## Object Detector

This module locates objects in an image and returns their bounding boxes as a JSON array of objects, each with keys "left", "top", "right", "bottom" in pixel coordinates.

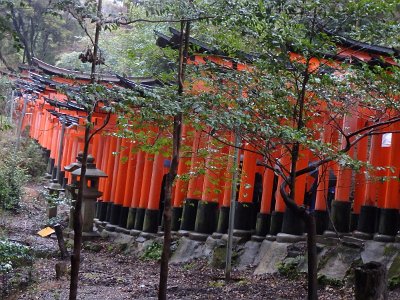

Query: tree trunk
[
  {"left": 305, "top": 212, "right": 318, "bottom": 300},
  {"left": 355, "top": 262, "right": 387, "bottom": 300},
  {"left": 158, "top": 20, "right": 190, "bottom": 300},
  {"left": 69, "top": 1, "right": 103, "bottom": 299}
]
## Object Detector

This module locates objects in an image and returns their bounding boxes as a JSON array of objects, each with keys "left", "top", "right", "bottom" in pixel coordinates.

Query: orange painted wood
[
  {"left": 122, "top": 143, "right": 137, "bottom": 207},
  {"left": 238, "top": 144, "right": 259, "bottom": 203},
  {"left": 138, "top": 153, "right": 155, "bottom": 209},
  {"left": 113, "top": 139, "right": 129, "bottom": 205},
  {"left": 172, "top": 125, "right": 193, "bottom": 207},
  {"left": 147, "top": 154, "right": 165, "bottom": 210},
  {"left": 260, "top": 167, "right": 275, "bottom": 214},
  {"left": 186, "top": 131, "right": 206, "bottom": 199},
  {"left": 335, "top": 114, "right": 358, "bottom": 202},
  {"left": 130, "top": 150, "right": 145, "bottom": 208}
]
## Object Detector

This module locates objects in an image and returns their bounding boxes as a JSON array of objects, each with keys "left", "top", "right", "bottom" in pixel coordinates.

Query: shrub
[
  {"left": 0, "top": 157, "right": 29, "bottom": 211},
  {"left": 18, "top": 139, "right": 47, "bottom": 179},
  {"left": 0, "top": 239, "right": 31, "bottom": 274}
]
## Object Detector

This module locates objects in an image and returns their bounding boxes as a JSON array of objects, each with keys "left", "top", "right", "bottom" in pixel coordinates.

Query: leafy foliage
[
  {"left": 0, "top": 239, "right": 31, "bottom": 274},
  {"left": 141, "top": 241, "right": 163, "bottom": 261}
]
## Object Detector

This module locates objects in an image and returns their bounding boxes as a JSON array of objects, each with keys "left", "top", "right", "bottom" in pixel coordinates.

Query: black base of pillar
[
  {"left": 281, "top": 207, "right": 304, "bottom": 236},
  {"left": 110, "top": 204, "right": 122, "bottom": 225},
  {"left": 194, "top": 201, "right": 218, "bottom": 234},
  {"left": 52, "top": 166, "right": 58, "bottom": 180},
  {"left": 329, "top": 200, "right": 351, "bottom": 233},
  {"left": 95, "top": 201, "right": 101, "bottom": 219},
  {"left": 58, "top": 171, "right": 65, "bottom": 185},
  {"left": 48, "top": 158, "right": 55, "bottom": 174},
  {"left": 143, "top": 209, "right": 160, "bottom": 233},
  {"left": 269, "top": 211, "right": 284, "bottom": 235},
  {"left": 216, "top": 206, "right": 230, "bottom": 234},
  {"left": 234, "top": 202, "right": 254, "bottom": 231},
  {"left": 357, "top": 205, "right": 378, "bottom": 234},
  {"left": 255, "top": 213, "right": 271, "bottom": 236},
  {"left": 62, "top": 177, "right": 68, "bottom": 189},
  {"left": 377, "top": 208, "right": 400, "bottom": 236},
  {"left": 350, "top": 213, "right": 359, "bottom": 232},
  {"left": 171, "top": 207, "right": 183, "bottom": 231},
  {"left": 126, "top": 208, "right": 137, "bottom": 229},
  {"left": 119, "top": 206, "right": 130, "bottom": 228},
  {"left": 134, "top": 207, "right": 146, "bottom": 231},
  {"left": 180, "top": 198, "right": 199, "bottom": 231},
  {"left": 314, "top": 210, "right": 329, "bottom": 235},
  {"left": 99, "top": 201, "right": 109, "bottom": 221},
  {"left": 106, "top": 202, "right": 113, "bottom": 222}
]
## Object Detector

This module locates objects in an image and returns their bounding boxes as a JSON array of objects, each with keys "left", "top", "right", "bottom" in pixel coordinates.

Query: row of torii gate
[{"left": 11, "top": 29, "right": 400, "bottom": 243}]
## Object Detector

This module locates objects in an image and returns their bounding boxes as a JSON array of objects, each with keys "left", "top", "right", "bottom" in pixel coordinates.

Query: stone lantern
[
  {"left": 64, "top": 152, "right": 83, "bottom": 229},
  {"left": 45, "top": 179, "right": 65, "bottom": 218},
  {"left": 71, "top": 155, "right": 107, "bottom": 235}
]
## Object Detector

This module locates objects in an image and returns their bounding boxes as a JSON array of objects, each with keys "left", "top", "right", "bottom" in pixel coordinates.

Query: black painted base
[
  {"left": 171, "top": 207, "right": 183, "bottom": 231},
  {"left": 357, "top": 205, "right": 378, "bottom": 234},
  {"left": 106, "top": 202, "right": 113, "bottom": 222},
  {"left": 95, "top": 201, "right": 100, "bottom": 219},
  {"left": 217, "top": 206, "right": 230, "bottom": 234},
  {"left": 99, "top": 201, "right": 109, "bottom": 221},
  {"left": 52, "top": 166, "right": 58, "bottom": 180},
  {"left": 255, "top": 213, "right": 271, "bottom": 236},
  {"left": 119, "top": 206, "right": 130, "bottom": 228},
  {"left": 194, "top": 201, "right": 218, "bottom": 234},
  {"left": 350, "top": 213, "right": 359, "bottom": 232},
  {"left": 110, "top": 204, "right": 122, "bottom": 225},
  {"left": 58, "top": 171, "right": 65, "bottom": 185},
  {"left": 376, "top": 208, "right": 400, "bottom": 236},
  {"left": 48, "top": 158, "right": 55, "bottom": 175},
  {"left": 281, "top": 208, "right": 304, "bottom": 236},
  {"left": 143, "top": 209, "right": 160, "bottom": 233},
  {"left": 314, "top": 210, "right": 329, "bottom": 235},
  {"left": 134, "top": 207, "right": 146, "bottom": 231},
  {"left": 270, "top": 211, "right": 284, "bottom": 235},
  {"left": 180, "top": 198, "right": 199, "bottom": 231},
  {"left": 126, "top": 208, "right": 137, "bottom": 229},
  {"left": 329, "top": 200, "right": 351, "bottom": 233},
  {"left": 234, "top": 202, "right": 254, "bottom": 231}
]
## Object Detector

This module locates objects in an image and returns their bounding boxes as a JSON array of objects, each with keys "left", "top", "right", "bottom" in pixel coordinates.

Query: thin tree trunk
[
  {"left": 69, "top": 1, "right": 102, "bottom": 299},
  {"left": 158, "top": 20, "right": 190, "bottom": 300},
  {"left": 305, "top": 213, "right": 318, "bottom": 300}
]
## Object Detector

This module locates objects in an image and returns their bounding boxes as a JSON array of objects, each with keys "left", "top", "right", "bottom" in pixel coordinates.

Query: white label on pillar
[{"left": 382, "top": 133, "right": 392, "bottom": 147}]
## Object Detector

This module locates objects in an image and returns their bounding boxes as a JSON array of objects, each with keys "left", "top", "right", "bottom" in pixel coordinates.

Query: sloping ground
[{"left": 1, "top": 184, "right": 399, "bottom": 299}]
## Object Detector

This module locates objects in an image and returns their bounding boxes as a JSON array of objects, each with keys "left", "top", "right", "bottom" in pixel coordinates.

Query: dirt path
[{"left": 1, "top": 184, "right": 399, "bottom": 299}]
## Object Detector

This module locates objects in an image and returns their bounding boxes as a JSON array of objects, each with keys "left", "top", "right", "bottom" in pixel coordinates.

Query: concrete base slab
[
  {"left": 396, "top": 234, "right": 400, "bottom": 243},
  {"left": 188, "top": 232, "right": 209, "bottom": 242},
  {"left": 221, "top": 234, "right": 242, "bottom": 244},
  {"left": 373, "top": 234, "right": 396, "bottom": 242},
  {"left": 251, "top": 235, "right": 265, "bottom": 242},
  {"left": 353, "top": 230, "right": 373, "bottom": 240},
  {"left": 211, "top": 232, "right": 223, "bottom": 239},
  {"left": 276, "top": 233, "right": 306, "bottom": 243},
  {"left": 115, "top": 227, "right": 131, "bottom": 235},
  {"left": 323, "top": 230, "right": 350, "bottom": 238},
  {"left": 265, "top": 235, "right": 276, "bottom": 241},
  {"left": 130, "top": 229, "right": 141, "bottom": 236},
  {"left": 140, "top": 232, "right": 158, "bottom": 239},
  {"left": 178, "top": 230, "right": 190, "bottom": 237},
  {"left": 68, "top": 230, "right": 100, "bottom": 241},
  {"left": 233, "top": 229, "right": 252, "bottom": 238},
  {"left": 105, "top": 224, "right": 117, "bottom": 232}
]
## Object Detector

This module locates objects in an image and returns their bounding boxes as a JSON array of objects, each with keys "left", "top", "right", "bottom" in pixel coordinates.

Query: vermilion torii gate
[{"left": 12, "top": 29, "right": 400, "bottom": 243}]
